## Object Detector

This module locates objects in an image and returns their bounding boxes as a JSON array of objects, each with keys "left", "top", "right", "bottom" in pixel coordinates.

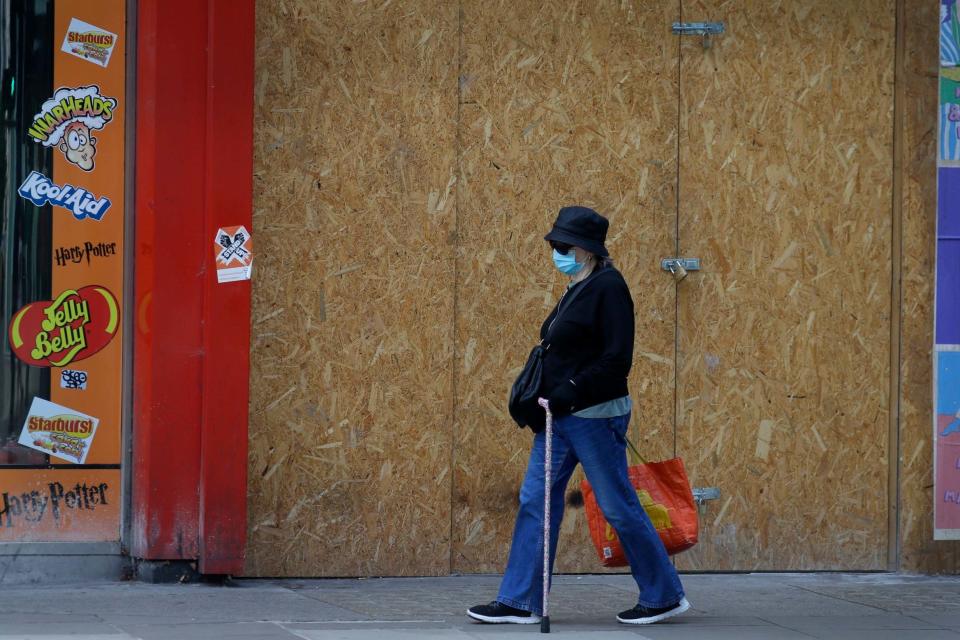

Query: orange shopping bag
[{"left": 580, "top": 439, "right": 698, "bottom": 567}]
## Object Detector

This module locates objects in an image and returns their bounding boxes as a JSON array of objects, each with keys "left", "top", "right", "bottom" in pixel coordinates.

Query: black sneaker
[
  {"left": 616, "top": 597, "right": 690, "bottom": 624},
  {"left": 467, "top": 601, "right": 542, "bottom": 624}
]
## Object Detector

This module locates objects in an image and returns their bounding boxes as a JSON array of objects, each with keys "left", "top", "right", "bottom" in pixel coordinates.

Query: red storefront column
[{"left": 132, "top": 0, "right": 253, "bottom": 575}]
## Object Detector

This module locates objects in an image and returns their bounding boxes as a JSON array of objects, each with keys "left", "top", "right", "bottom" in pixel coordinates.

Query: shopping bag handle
[
  {"left": 623, "top": 433, "right": 648, "bottom": 465},
  {"left": 613, "top": 431, "right": 648, "bottom": 464}
]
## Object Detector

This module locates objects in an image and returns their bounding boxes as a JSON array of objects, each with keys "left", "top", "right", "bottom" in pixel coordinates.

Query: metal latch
[
  {"left": 661, "top": 258, "right": 700, "bottom": 272},
  {"left": 672, "top": 22, "right": 725, "bottom": 48},
  {"left": 692, "top": 487, "right": 720, "bottom": 515},
  {"left": 661, "top": 257, "right": 700, "bottom": 282},
  {"left": 692, "top": 487, "right": 720, "bottom": 505}
]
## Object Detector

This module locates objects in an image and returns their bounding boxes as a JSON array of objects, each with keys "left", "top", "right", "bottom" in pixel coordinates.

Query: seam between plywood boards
[
  {"left": 888, "top": 0, "right": 906, "bottom": 572},
  {"left": 673, "top": 0, "right": 683, "bottom": 459},
  {"left": 450, "top": 0, "right": 464, "bottom": 576}
]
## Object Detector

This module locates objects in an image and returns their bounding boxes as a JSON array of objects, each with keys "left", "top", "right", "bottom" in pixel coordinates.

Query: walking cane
[{"left": 537, "top": 397, "right": 552, "bottom": 633}]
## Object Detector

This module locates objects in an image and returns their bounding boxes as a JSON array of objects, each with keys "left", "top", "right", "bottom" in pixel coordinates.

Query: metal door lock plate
[
  {"left": 672, "top": 22, "right": 725, "bottom": 36},
  {"left": 661, "top": 258, "right": 701, "bottom": 273},
  {"left": 672, "top": 22, "right": 725, "bottom": 48},
  {"left": 692, "top": 487, "right": 720, "bottom": 505}
]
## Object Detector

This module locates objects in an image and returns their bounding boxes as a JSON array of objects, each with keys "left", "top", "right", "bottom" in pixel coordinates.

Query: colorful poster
[
  {"left": 936, "top": 350, "right": 960, "bottom": 538},
  {"left": 942, "top": 2, "right": 960, "bottom": 161},
  {"left": 937, "top": 4, "right": 960, "bottom": 539}
]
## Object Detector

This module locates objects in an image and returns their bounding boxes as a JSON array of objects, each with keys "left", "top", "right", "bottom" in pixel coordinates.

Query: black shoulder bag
[{"left": 508, "top": 270, "right": 602, "bottom": 430}]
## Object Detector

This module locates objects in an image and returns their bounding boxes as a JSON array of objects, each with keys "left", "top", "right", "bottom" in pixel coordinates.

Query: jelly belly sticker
[
  {"left": 8, "top": 286, "right": 119, "bottom": 368},
  {"left": 61, "top": 18, "right": 118, "bottom": 68},
  {"left": 17, "top": 398, "right": 100, "bottom": 464},
  {"left": 18, "top": 171, "right": 112, "bottom": 221},
  {"left": 214, "top": 225, "right": 253, "bottom": 283},
  {"left": 27, "top": 85, "right": 117, "bottom": 171}
]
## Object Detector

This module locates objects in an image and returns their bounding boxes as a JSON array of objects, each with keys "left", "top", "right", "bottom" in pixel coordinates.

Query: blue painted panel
[
  {"left": 939, "top": 351, "right": 960, "bottom": 418},
  {"left": 940, "top": 167, "right": 960, "bottom": 237},
  {"left": 937, "top": 239, "right": 960, "bottom": 345}
]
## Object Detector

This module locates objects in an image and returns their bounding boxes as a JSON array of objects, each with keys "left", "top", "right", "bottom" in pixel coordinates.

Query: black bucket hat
[{"left": 544, "top": 205, "right": 609, "bottom": 257}]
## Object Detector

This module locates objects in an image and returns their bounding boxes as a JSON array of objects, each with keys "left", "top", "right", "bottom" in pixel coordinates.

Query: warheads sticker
[
  {"left": 18, "top": 171, "right": 111, "bottom": 221},
  {"left": 27, "top": 85, "right": 117, "bottom": 172},
  {"left": 17, "top": 398, "right": 100, "bottom": 464},
  {"left": 61, "top": 18, "right": 118, "bottom": 68}
]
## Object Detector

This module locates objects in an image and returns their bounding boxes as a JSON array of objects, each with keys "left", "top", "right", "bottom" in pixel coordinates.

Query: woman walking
[{"left": 467, "top": 206, "right": 689, "bottom": 626}]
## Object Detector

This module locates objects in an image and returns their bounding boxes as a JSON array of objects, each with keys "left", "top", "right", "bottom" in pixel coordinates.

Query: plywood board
[
  {"left": 453, "top": 0, "right": 680, "bottom": 574},
  {"left": 247, "top": 0, "right": 457, "bottom": 576},
  {"left": 675, "top": 0, "right": 895, "bottom": 570}
]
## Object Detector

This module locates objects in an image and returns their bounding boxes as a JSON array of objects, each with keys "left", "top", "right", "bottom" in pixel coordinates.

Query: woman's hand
[{"left": 547, "top": 380, "right": 578, "bottom": 417}]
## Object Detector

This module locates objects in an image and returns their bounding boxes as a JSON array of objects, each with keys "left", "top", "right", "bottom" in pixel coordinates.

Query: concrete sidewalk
[{"left": 0, "top": 573, "right": 958, "bottom": 639}]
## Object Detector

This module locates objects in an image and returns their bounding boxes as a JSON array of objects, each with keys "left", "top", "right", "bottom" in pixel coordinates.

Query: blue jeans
[{"left": 496, "top": 412, "right": 685, "bottom": 615}]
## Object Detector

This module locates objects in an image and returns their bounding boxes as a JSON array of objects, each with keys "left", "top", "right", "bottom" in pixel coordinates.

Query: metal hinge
[{"left": 672, "top": 22, "right": 725, "bottom": 48}]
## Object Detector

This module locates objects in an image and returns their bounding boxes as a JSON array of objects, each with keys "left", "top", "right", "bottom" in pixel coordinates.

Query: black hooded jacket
[{"left": 539, "top": 264, "right": 634, "bottom": 416}]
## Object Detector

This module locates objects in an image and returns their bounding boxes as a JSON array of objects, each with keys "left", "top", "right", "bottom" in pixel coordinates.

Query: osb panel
[
  {"left": 676, "top": 0, "right": 895, "bottom": 570},
  {"left": 899, "top": 0, "right": 960, "bottom": 572},
  {"left": 453, "top": 1, "right": 680, "bottom": 573},
  {"left": 247, "top": 1, "right": 457, "bottom": 576}
]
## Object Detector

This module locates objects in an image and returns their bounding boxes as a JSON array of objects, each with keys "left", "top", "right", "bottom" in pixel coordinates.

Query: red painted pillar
[
  {"left": 198, "top": 0, "right": 254, "bottom": 575},
  {"left": 132, "top": 0, "right": 252, "bottom": 574}
]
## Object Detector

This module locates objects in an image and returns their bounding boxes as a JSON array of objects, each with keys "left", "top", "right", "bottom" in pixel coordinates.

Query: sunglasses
[{"left": 549, "top": 240, "right": 574, "bottom": 255}]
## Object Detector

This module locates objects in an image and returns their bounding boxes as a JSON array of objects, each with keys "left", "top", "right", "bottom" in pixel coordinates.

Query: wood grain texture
[
  {"left": 247, "top": 0, "right": 457, "bottom": 576},
  {"left": 898, "top": 0, "right": 960, "bottom": 572},
  {"left": 675, "top": 0, "right": 895, "bottom": 570},
  {"left": 452, "top": 0, "right": 680, "bottom": 573}
]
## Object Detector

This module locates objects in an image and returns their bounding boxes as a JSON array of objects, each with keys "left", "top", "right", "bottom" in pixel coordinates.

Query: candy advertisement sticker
[
  {"left": 17, "top": 398, "right": 100, "bottom": 465},
  {"left": 27, "top": 85, "right": 117, "bottom": 172},
  {"left": 214, "top": 225, "right": 253, "bottom": 283},
  {"left": 8, "top": 286, "right": 119, "bottom": 368},
  {"left": 61, "top": 18, "right": 118, "bottom": 68},
  {"left": 18, "top": 171, "right": 112, "bottom": 221}
]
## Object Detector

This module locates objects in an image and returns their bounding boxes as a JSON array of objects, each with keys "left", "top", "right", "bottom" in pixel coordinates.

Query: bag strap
[
  {"left": 544, "top": 268, "right": 607, "bottom": 343},
  {"left": 608, "top": 419, "right": 650, "bottom": 464},
  {"left": 625, "top": 436, "right": 649, "bottom": 465}
]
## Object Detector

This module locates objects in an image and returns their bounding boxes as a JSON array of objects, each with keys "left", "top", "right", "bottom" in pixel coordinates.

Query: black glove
[{"left": 547, "top": 380, "right": 578, "bottom": 417}]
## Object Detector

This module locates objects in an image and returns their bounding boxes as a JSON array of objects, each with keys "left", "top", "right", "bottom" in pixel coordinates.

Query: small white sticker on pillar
[{"left": 214, "top": 225, "right": 253, "bottom": 283}]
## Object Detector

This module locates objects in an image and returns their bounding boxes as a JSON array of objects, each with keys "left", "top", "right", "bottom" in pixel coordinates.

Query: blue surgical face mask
[{"left": 552, "top": 248, "right": 584, "bottom": 276}]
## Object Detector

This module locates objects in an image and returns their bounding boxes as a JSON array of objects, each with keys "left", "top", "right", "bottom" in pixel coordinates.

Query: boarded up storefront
[{"left": 248, "top": 0, "right": 960, "bottom": 576}]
